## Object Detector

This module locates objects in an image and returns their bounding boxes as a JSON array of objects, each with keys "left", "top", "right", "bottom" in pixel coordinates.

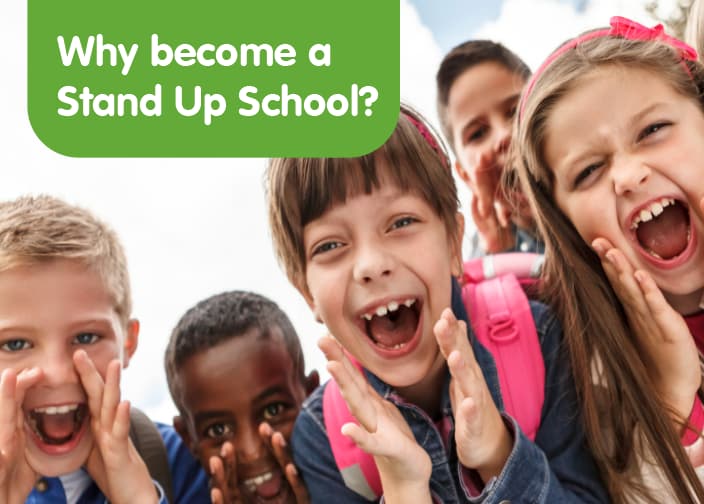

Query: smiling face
[
  {"left": 0, "top": 259, "right": 136, "bottom": 476},
  {"left": 176, "top": 327, "right": 312, "bottom": 504},
  {"left": 544, "top": 66, "right": 704, "bottom": 313},
  {"left": 447, "top": 61, "right": 526, "bottom": 188},
  {"left": 301, "top": 160, "right": 463, "bottom": 394}
]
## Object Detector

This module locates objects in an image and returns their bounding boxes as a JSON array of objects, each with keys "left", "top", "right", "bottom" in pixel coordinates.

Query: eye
[
  {"left": 311, "top": 240, "right": 343, "bottom": 257},
  {"left": 0, "top": 339, "right": 31, "bottom": 352},
  {"left": 573, "top": 162, "right": 603, "bottom": 189},
  {"left": 262, "top": 402, "right": 286, "bottom": 421},
  {"left": 389, "top": 216, "right": 417, "bottom": 230},
  {"left": 637, "top": 121, "right": 671, "bottom": 142},
  {"left": 73, "top": 333, "right": 100, "bottom": 345},
  {"left": 506, "top": 104, "right": 517, "bottom": 119},
  {"left": 205, "top": 423, "right": 233, "bottom": 440},
  {"left": 465, "top": 125, "right": 487, "bottom": 144}
]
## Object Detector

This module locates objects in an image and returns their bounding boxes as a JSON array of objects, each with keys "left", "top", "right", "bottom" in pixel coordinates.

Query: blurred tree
[{"left": 645, "top": 0, "right": 694, "bottom": 38}]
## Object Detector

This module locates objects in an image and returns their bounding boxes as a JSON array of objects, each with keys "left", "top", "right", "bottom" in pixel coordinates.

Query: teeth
[
  {"left": 243, "top": 471, "right": 273, "bottom": 490},
  {"left": 34, "top": 404, "right": 79, "bottom": 415},
  {"left": 631, "top": 198, "right": 676, "bottom": 230},
  {"left": 361, "top": 298, "right": 416, "bottom": 320}
]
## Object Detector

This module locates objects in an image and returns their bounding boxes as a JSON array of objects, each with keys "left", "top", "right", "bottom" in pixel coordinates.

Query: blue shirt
[
  {"left": 291, "top": 281, "right": 609, "bottom": 503},
  {"left": 26, "top": 423, "right": 210, "bottom": 504}
]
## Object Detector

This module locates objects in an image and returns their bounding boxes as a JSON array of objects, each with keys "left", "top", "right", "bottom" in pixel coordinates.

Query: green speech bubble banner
[{"left": 28, "top": 0, "right": 399, "bottom": 157}]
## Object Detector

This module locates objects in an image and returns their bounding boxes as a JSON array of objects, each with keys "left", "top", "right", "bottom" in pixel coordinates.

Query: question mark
[{"left": 358, "top": 85, "right": 378, "bottom": 117}]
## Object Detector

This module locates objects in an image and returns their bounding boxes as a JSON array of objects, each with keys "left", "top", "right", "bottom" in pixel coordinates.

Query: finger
[
  {"left": 211, "top": 487, "right": 224, "bottom": 504},
  {"left": 0, "top": 369, "right": 19, "bottom": 443},
  {"left": 495, "top": 200, "right": 511, "bottom": 229},
  {"left": 73, "top": 350, "right": 105, "bottom": 421},
  {"left": 472, "top": 156, "right": 500, "bottom": 219},
  {"left": 284, "top": 463, "right": 309, "bottom": 504},
  {"left": 326, "top": 360, "right": 378, "bottom": 432},
  {"left": 112, "top": 400, "right": 131, "bottom": 440},
  {"left": 603, "top": 248, "right": 649, "bottom": 318},
  {"left": 447, "top": 349, "right": 482, "bottom": 401},
  {"left": 220, "top": 441, "right": 237, "bottom": 493},
  {"left": 635, "top": 270, "right": 691, "bottom": 343},
  {"left": 209, "top": 455, "right": 229, "bottom": 501},
  {"left": 101, "top": 360, "right": 122, "bottom": 430}
]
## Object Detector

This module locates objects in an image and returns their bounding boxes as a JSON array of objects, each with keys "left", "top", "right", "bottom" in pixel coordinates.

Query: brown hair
[
  {"left": 0, "top": 195, "right": 132, "bottom": 325},
  {"left": 513, "top": 33, "right": 704, "bottom": 503},
  {"left": 267, "top": 105, "right": 461, "bottom": 295},
  {"left": 436, "top": 39, "right": 531, "bottom": 150}
]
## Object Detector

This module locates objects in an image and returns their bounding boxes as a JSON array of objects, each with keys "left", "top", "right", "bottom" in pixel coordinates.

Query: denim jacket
[{"left": 291, "top": 281, "right": 609, "bottom": 503}]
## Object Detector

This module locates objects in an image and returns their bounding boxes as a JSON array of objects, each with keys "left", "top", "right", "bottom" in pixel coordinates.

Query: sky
[{"left": 0, "top": 0, "right": 674, "bottom": 423}]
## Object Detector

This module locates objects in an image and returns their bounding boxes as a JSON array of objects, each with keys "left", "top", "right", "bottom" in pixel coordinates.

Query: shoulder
[
  {"left": 528, "top": 300, "right": 562, "bottom": 344},
  {"left": 154, "top": 422, "right": 210, "bottom": 503}
]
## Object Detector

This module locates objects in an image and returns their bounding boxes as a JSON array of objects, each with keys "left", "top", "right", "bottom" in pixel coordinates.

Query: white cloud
[{"left": 474, "top": 0, "right": 656, "bottom": 70}]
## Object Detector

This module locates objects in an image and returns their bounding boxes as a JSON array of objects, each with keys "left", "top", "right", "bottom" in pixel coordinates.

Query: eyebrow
[
  {"left": 459, "top": 92, "right": 521, "bottom": 140},
  {"left": 557, "top": 102, "right": 668, "bottom": 173},
  {"left": 193, "top": 410, "right": 232, "bottom": 424}
]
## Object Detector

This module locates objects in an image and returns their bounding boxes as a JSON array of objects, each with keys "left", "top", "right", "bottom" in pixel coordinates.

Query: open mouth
[
  {"left": 26, "top": 403, "right": 88, "bottom": 447},
  {"left": 240, "top": 468, "right": 291, "bottom": 503},
  {"left": 360, "top": 298, "right": 420, "bottom": 351},
  {"left": 631, "top": 197, "right": 691, "bottom": 261}
]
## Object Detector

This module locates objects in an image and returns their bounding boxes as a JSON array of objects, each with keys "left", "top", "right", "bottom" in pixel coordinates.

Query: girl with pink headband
[{"left": 514, "top": 15, "right": 704, "bottom": 503}]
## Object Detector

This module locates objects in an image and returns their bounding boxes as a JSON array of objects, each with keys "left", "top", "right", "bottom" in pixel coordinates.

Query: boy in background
[
  {"left": 0, "top": 194, "right": 209, "bottom": 503},
  {"left": 436, "top": 40, "right": 543, "bottom": 257},
  {"left": 165, "top": 290, "right": 319, "bottom": 504}
]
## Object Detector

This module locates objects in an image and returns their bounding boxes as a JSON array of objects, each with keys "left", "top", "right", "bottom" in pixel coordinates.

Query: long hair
[{"left": 513, "top": 34, "right": 704, "bottom": 503}]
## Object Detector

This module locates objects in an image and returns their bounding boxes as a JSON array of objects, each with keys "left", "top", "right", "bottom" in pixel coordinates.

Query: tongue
[
  {"left": 636, "top": 203, "right": 689, "bottom": 259},
  {"left": 368, "top": 305, "right": 418, "bottom": 348},
  {"left": 255, "top": 471, "right": 283, "bottom": 499},
  {"left": 39, "top": 412, "right": 76, "bottom": 441}
]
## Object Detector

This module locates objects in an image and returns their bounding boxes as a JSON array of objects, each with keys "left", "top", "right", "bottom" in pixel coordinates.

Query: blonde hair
[
  {"left": 686, "top": 0, "right": 704, "bottom": 61},
  {"left": 0, "top": 195, "right": 132, "bottom": 325},
  {"left": 267, "top": 105, "right": 461, "bottom": 295},
  {"left": 513, "top": 33, "right": 704, "bottom": 503}
]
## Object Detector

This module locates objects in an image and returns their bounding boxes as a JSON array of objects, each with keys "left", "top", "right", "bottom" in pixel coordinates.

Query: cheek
[{"left": 83, "top": 340, "right": 122, "bottom": 377}]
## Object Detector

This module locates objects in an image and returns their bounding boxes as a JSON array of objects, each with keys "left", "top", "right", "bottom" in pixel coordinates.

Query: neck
[
  {"left": 666, "top": 287, "right": 704, "bottom": 316},
  {"left": 395, "top": 352, "right": 447, "bottom": 419}
]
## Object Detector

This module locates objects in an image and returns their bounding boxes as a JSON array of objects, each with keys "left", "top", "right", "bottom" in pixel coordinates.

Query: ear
[
  {"left": 304, "top": 370, "right": 320, "bottom": 396},
  {"left": 121, "top": 319, "right": 140, "bottom": 368},
  {"left": 173, "top": 415, "right": 198, "bottom": 457},
  {"left": 454, "top": 160, "right": 471, "bottom": 186},
  {"left": 450, "top": 212, "right": 465, "bottom": 277}
]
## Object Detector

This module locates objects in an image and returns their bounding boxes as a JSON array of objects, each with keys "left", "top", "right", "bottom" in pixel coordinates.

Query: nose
[
  {"left": 494, "top": 120, "right": 511, "bottom": 155},
  {"left": 352, "top": 242, "right": 394, "bottom": 284},
  {"left": 40, "top": 347, "right": 79, "bottom": 387},
  {"left": 613, "top": 158, "right": 651, "bottom": 196},
  {"left": 235, "top": 423, "right": 265, "bottom": 463}
]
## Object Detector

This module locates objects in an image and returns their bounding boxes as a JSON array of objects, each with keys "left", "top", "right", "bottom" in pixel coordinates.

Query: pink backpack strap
[
  {"left": 462, "top": 255, "right": 545, "bottom": 441},
  {"left": 323, "top": 359, "right": 382, "bottom": 500}
]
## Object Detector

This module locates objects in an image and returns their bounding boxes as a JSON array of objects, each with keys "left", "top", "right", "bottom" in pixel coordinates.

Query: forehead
[
  {"left": 447, "top": 63, "right": 525, "bottom": 121},
  {"left": 177, "top": 327, "right": 300, "bottom": 409},
  {"left": 0, "top": 259, "right": 121, "bottom": 333}
]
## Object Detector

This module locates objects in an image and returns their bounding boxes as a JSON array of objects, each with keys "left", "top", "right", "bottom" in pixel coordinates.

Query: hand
[
  {"left": 434, "top": 308, "right": 512, "bottom": 483},
  {"left": 209, "top": 441, "right": 239, "bottom": 504},
  {"left": 209, "top": 425, "right": 309, "bottom": 504},
  {"left": 0, "top": 367, "right": 43, "bottom": 504},
  {"left": 591, "top": 238, "right": 701, "bottom": 421},
  {"left": 318, "top": 335, "right": 432, "bottom": 504},
  {"left": 74, "top": 350, "right": 158, "bottom": 504},
  {"left": 259, "top": 422, "right": 309, "bottom": 503},
  {"left": 471, "top": 196, "right": 514, "bottom": 254}
]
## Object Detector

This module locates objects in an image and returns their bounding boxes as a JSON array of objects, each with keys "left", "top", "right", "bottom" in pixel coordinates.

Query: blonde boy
[{"left": 0, "top": 195, "right": 208, "bottom": 504}]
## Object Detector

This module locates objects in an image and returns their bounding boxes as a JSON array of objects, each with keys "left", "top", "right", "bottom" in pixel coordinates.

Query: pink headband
[
  {"left": 403, "top": 111, "right": 451, "bottom": 168},
  {"left": 519, "top": 16, "right": 698, "bottom": 121}
]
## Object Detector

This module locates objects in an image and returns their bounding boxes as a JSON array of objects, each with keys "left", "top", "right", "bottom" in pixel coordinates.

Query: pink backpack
[{"left": 322, "top": 252, "right": 546, "bottom": 500}]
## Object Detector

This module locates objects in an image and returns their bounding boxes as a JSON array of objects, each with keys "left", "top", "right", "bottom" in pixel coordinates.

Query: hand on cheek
[
  {"left": 259, "top": 422, "right": 309, "bottom": 503},
  {"left": 209, "top": 441, "right": 241, "bottom": 504},
  {"left": 591, "top": 238, "right": 701, "bottom": 421},
  {"left": 74, "top": 350, "right": 158, "bottom": 504},
  {"left": 0, "top": 367, "right": 43, "bottom": 504}
]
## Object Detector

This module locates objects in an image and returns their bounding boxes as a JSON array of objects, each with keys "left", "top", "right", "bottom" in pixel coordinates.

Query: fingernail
[
  {"left": 605, "top": 251, "right": 616, "bottom": 264},
  {"left": 279, "top": 436, "right": 287, "bottom": 447},
  {"left": 591, "top": 241, "right": 604, "bottom": 254}
]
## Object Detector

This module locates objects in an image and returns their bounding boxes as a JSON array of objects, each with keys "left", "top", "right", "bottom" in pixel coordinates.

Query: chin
[{"left": 24, "top": 424, "right": 94, "bottom": 477}]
